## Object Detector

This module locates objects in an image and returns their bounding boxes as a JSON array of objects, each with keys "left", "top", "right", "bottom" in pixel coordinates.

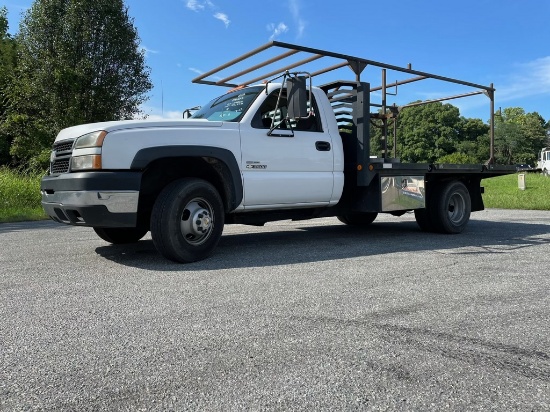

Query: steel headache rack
[{"left": 192, "top": 41, "right": 499, "bottom": 165}]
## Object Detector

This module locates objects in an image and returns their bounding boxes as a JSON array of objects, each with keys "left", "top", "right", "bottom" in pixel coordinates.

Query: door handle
[{"left": 315, "top": 141, "right": 331, "bottom": 151}]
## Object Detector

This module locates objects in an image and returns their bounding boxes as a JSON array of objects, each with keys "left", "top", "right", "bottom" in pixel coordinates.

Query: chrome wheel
[
  {"left": 180, "top": 198, "right": 215, "bottom": 245},
  {"left": 447, "top": 192, "right": 466, "bottom": 225}
]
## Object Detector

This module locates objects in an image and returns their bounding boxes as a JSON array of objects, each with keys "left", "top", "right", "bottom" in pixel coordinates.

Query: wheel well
[
  {"left": 425, "top": 176, "right": 484, "bottom": 212},
  {"left": 137, "top": 156, "right": 237, "bottom": 227}
]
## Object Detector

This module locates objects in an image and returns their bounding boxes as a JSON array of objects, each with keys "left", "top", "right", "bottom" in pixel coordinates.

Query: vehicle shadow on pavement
[{"left": 93, "top": 218, "right": 550, "bottom": 271}]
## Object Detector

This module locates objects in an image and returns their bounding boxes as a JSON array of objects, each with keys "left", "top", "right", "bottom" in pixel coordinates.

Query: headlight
[
  {"left": 71, "top": 154, "right": 102, "bottom": 171},
  {"left": 74, "top": 130, "right": 107, "bottom": 149}
]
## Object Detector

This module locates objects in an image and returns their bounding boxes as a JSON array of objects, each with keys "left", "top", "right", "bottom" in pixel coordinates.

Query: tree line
[
  {"left": 0, "top": 1, "right": 151, "bottom": 171},
  {"left": 370, "top": 103, "right": 549, "bottom": 166},
  {"left": 1, "top": 2, "right": 549, "bottom": 171}
]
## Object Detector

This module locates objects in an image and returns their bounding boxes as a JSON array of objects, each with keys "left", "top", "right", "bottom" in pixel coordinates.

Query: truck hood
[{"left": 55, "top": 119, "right": 222, "bottom": 142}]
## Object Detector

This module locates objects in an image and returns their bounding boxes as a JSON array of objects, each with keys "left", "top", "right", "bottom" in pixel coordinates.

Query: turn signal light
[{"left": 71, "top": 154, "right": 102, "bottom": 171}]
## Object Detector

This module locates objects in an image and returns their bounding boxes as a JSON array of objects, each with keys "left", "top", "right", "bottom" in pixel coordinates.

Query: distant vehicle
[
  {"left": 536, "top": 147, "right": 550, "bottom": 175},
  {"left": 516, "top": 164, "right": 533, "bottom": 172}
]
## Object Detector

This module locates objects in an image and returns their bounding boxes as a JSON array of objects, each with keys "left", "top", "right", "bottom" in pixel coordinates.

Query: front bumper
[{"left": 41, "top": 171, "right": 142, "bottom": 227}]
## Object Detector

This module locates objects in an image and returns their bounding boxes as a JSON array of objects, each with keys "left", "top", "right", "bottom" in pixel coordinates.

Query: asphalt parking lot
[{"left": 1, "top": 209, "right": 549, "bottom": 410}]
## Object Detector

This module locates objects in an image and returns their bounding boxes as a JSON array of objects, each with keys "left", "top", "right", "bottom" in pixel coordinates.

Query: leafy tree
[
  {"left": 368, "top": 102, "right": 492, "bottom": 164},
  {"left": 450, "top": 117, "right": 490, "bottom": 164},
  {"left": 437, "top": 152, "right": 479, "bottom": 164},
  {"left": 344, "top": 99, "right": 547, "bottom": 167},
  {"left": 0, "top": 7, "right": 17, "bottom": 165},
  {"left": 458, "top": 117, "right": 489, "bottom": 143},
  {"left": 393, "top": 102, "right": 461, "bottom": 163},
  {"left": 493, "top": 120, "right": 522, "bottom": 164},
  {"left": 369, "top": 117, "right": 390, "bottom": 158},
  {"left": 2, "top": 0, "right": 152, "bottom": 169},
  {"left": 493, "top": 107, "right": 547, "bottom": 165}
]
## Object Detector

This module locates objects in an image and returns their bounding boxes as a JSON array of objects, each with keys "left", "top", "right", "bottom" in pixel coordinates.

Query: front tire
[
  {"left": 151, "top": 178, "right": 224, "bottom": 263},
  {"left": 93, "top": 227, "right": 148, "bottom": 244},
  {"left": 337, "top": 212, "right": 378, "bottom": 226}
]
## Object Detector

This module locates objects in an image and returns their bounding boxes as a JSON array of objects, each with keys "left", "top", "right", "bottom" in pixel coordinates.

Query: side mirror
[
  {"left": 286, "top": 76, "right": 308, "bottom": 119},
  {"left": 183, "top": 106, "right": 201, "bottom": 119}
]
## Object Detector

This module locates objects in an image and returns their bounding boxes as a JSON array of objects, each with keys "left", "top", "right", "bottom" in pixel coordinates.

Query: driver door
[{"left": 239, "top": 89, "right": 335, "bottom": 208}]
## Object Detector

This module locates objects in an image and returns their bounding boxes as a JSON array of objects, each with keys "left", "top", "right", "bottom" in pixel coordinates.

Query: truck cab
[{"left": 190, "top": 83, "right": 344, "bottom": 208}]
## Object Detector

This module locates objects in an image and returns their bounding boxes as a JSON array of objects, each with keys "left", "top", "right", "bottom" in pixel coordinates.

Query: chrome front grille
[
  {"left": 54, "top": 141, "right": 74, "bottom": 153},
  {"left": 49, "top": 139, "right": 75, "bottom": 175},
  {"left": 50, "top": 158, "right": 70, "bottom": 175}
]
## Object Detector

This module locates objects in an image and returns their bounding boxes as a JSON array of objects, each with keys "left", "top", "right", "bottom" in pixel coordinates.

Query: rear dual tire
[{"left": 415, "top": 181, "right": 471, "bottom": 234}]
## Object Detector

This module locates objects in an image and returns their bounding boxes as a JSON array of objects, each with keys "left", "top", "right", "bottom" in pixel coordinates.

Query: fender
[{"left": 130, "top": 145, "right": 243, "bottom": 210}]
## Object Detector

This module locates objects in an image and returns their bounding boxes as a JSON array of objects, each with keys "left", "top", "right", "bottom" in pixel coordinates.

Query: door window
[{"left": 251, "top": 89, "right": 322, "bottom": 132}]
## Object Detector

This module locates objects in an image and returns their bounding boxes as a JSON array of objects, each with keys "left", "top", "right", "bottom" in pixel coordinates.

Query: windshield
[{"left": 191, "top": 86, "right": 264, "bottom": 122}]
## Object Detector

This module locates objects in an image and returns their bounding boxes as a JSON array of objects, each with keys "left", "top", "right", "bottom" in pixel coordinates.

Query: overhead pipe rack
[{"left": 193, "top": 41, "right": 496, "bottom": 164}]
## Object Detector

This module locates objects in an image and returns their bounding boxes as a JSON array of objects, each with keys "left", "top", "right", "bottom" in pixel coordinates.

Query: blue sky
[{"left": 4, "top": 0, "right": 550, "bottom": 123}]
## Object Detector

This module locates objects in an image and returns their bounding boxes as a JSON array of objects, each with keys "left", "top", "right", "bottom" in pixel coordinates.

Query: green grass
[
  {"left": 482, "top": 172, "right": 550, "bottom": 210},
  {"left": 0, "top": 168, "right": 549, "bottom": 224},
  {"left": 0, "top": 167, "right": 48, "bottom": 223}
]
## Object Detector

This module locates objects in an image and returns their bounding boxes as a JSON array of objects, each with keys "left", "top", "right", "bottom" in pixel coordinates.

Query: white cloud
[
  {"left": 186, "top": 0, "right": 205, "bottom": 12},
  {"left": 497, "top": 56, "right": 550, "bottom": 102},
  {"left": 186, "top": 1, "right": 230, "bottom": 28},
  {"left": 267, "top": 22, "right": 289, "bottom": 40},
  {"left": 288, "top": 0, "right": 306, "bottom": 38},
  {"left": 145, "top": 111, "right": 185, "bottom": 121},
  {"left": 140, "top": 45, "right": 158, "bottom": 58},
  {"left": 188, "top": 67, "right": 204, "bottom": 75},
  {"left": 396, "top": 56, "right": 550, "bottom": 119},
  {"left": 188, "top": 67, "right": 222, "bottom": 82},
  {"left": 137, "top": 105, "right": 184, "bottom": 120},
  {"left": 214, "top": 12, "right": 230, "bottom": 28}
]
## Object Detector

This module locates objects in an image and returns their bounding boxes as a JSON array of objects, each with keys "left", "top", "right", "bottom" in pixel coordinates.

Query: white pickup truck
[{"left": 41, "top": 42, "right": 514, "bottom": 262}]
